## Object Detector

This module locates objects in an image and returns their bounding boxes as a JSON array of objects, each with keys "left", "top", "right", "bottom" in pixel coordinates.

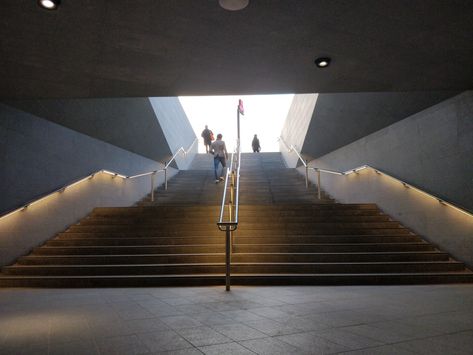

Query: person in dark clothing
[
  {"left": 201, "top": 125, "right": 213, "bottom": 153},
  {"left": 252, "top": 134, "right": 261, "bottom": 152}
]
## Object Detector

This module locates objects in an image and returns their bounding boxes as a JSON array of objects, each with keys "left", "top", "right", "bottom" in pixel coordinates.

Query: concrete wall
[
  {"left": 5, "top": 98, "right": 173, "bottom": 162},
  {"left": 303, "top": 91, "right": 473, "bottom": 267},
  {"left": 149, "top": 97, "right": 197, "bottom": 169},
  {"left": 279, "top": 94, "right": 318, "bottom": 167},
  {"left": 0, "top": 103, "right": 177, "bottom": 266},
  {"left": 302, "top": 91, "right": 458, "bottom": 159}
]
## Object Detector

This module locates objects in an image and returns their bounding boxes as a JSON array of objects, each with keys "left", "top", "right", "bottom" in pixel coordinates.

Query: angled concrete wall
[
  {"left": 5, "top": 98, "right": 172, "bottom": 162},
  {"left": 310, "top": 91, "right": 473, "bottom": 212},
  {"left": 0, "top": 103, "right": 177, "bottom": 266},
  {"left": 301, "top": 91, "right": 458, "bottom": 159},
  {"left": 149, "top": 97, "right": 197, "bottom": 169},
  {"left": 302, "top": 91, "right": 473, "bottom": 267},
  {"left": 279, "top": 94, "right": 318, "bottom": 167}
]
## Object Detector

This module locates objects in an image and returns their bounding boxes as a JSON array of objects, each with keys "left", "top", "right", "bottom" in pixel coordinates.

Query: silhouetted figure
[
  {"left": 201, "top": 125, "right": 214, "bottom": 153},
  {"left": 252, "top": 134, "right": 261, "bottom": 152}
]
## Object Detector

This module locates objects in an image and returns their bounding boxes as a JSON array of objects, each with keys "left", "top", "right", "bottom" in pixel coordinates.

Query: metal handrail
[
  {"left": 217, "top": 139, "right": 241, "bottom": 291},
  {"left": 278, "top": 135, "right": 311, "bottom": 188},
  {"left": 279, "top": 137, "right": 473, "bottom": 217},
  {"left": 0, "top": 138, "right": 198, "bottom": 221},
  {"left": 278, "top": 135, "right": 308, "bottom": 167}
]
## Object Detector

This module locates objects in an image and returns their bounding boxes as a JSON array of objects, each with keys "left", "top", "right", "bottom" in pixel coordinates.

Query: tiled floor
[{"left": 1, "top": 285, "right": 472, "bottom": 354}]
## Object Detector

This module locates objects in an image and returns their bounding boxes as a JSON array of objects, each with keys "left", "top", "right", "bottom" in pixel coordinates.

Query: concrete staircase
[{"left": 1, "top": 153, "right": 472, "bottom": 287}]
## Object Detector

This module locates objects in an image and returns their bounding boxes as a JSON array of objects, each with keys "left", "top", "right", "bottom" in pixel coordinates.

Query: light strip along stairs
[{"left": 1, "top": 152, "right": 472, "bottom": 287}]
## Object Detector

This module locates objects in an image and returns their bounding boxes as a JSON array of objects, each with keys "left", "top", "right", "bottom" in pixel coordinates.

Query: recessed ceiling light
[
  {"left": 219, "top": 0, "right": 249, "bottom": 11},
  {"left": 38, "top": 0, "right": 60, "bottom": 10},
  {"left": 315, "top": 57, "right": 331, "bottom": 68}
]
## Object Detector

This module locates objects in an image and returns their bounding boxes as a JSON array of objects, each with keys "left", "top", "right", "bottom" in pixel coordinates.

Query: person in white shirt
[{"left": 210, "top": 133, "right": 228, "bottom": 183}]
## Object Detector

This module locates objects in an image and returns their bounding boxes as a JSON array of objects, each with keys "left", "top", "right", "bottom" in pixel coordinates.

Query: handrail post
[
  {"left": 225, "top": 226, "right": 231, "bottom": 291},
  {"left": 150, "top": 172, "right": 156, "bottom": 202},
  {"left": 164, "top": 163, "right": 168, "bottom": 190},
  {"left": 305, "top": 160, "right": 309, "bottom": 189},
  {"left": 317, "top": 169, "right": 321, "bottom": 200}
]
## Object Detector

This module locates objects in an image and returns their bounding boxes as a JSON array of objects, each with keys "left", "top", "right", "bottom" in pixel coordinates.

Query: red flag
[{"left": 238, "top": 99, "right": 244, "bottom": 115}]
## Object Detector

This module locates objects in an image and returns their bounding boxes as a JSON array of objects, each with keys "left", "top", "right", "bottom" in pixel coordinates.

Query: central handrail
[{"left": 217, "top": 139, "right": 241, "bottom": 291}]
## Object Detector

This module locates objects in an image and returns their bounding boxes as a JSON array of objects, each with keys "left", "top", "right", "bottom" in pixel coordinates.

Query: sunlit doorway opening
[{"left": 179, "top": 94, "right": 294, "bottom": 153}]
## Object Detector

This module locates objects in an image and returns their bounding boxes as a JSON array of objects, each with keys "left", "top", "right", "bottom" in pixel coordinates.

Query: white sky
[{"left": 179, "top": 94, "right": 294, "bottom": 153}]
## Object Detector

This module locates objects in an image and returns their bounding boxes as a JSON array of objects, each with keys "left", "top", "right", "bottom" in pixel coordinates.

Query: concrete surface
[
  {"left": 306, "top": 91, "right": 473, "bottom": 212},
  {"left": 280, "top": 94, "right": 317, "bottom": 168},
  {"left": 0, "top": 103, "right": 178, "bottom": 266},
  {"left": 302, "top": 91, "right": 459, "bottom": 159},
  {"left": 0, "top": 285, "right": 472, "bottom": 354},
  {"left": 149, "top": 97, "right": 197, "bottom": 170},
  {"left": 296, "top": 91, "right": 473, "bottom": 268},
  {"left": 5, "top": 98, "right": 173, "bottom": 162},
  {"left": 2, "top": 2, "right": 473, "bottom": 98}
]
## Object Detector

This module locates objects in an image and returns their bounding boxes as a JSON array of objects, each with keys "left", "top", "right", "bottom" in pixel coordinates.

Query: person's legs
[
  {"left": 213, "top": 157, "right": 220, "bottom": 181},
  {"left": 219, "top": 157, "right": 226, "bottom": 180}
]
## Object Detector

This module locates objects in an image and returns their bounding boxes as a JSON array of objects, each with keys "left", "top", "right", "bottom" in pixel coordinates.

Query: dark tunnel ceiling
[{"left": 1, "top": 0, "right": 473, "bottom": 99}]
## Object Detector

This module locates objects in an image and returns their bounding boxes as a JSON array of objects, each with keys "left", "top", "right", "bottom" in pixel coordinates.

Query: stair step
[
  {"left": 79, "top": 215, "right": 393, "bottom": 225},
  {"left": 17, "top": 251, "right": 450, "bottom": 265},
  {"left": 3, "top": 261, "right": 465, "bottom": 276},
  {"left": 1, "top": 272, "right": 473, "bottom": 288},
  {"left": 50, "top": 235, "right": 421, "bottom": 246}
]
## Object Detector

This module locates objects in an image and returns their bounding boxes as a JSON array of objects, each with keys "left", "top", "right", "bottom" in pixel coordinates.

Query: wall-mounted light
[
  {"left": 315, "top": 57, "right": 331, "bottom": 68},
  {"left": 38, "top": 0, "right": 60, "bottom": 10},
  {"left": 219, "top": 0, "right": 249, "bottom": 11}
]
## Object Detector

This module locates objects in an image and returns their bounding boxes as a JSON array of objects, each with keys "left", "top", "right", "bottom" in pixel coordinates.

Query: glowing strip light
[
  {"left": 0, "top": 168, "right": 159, "bottom": 221},
  {"left": 280, "top": 135, "right": 473, "bottom": 219},
  {"left": 102, "top": 170, "right": 128, "bottom": 179},
  {"left": 127, "top": 171, "right": 161, "bottom": 179},
  {"left": 0, "top": 138, "right": 198, "bottom": 222},
  {"left": 310, "top": 164, "right": 473, "bottom": 218},
  {"left": 363, "top": 166, "right": 473, "bottom": 218}
]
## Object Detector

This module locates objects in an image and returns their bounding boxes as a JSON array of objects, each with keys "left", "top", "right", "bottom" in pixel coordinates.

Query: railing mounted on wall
[
  {"left": 0, "top": 138, "right": 198, "bottom": 221},
  {"left": 217, "top": 139, "right": 242, "bottom": 291},
  {"left": 278, "top": 136, "right": 473, "bottom": 218}
]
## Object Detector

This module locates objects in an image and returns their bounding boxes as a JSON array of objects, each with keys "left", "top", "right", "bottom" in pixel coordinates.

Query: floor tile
[
  {"left": 95, "top": 334, "right": 150, "bottom": 355},
  {"left": 199, "top": 341, "right": 256, "bottom": 354},
  {"left": 49, "top": 339, "right": 100, "bottom": 355},
  {"left": 177, "top": 326, "right": 232, "bottom": 347},
  {"left": 315, "top": 328, "right": 384, "bottom": 350},
  {"left": 276, "top": 331, "right": 350, "bottom": 354},
  {"left": 244, "top": 318, "right": 301, "bottom": 336},
  {"left": 161, "top": 315, "right": 204, "bottom": 330},
  {"left": 219, "top": 310, "right": 265, "bottom": 323},
  {"left": 138, "top": 330, "right": 194, "bottom": 352},
  {"left": 239, "top": 336, "right": 303, "bottom": 355},
  {"left": 212, "top": 323, "right": 267, "bottom": 341}
]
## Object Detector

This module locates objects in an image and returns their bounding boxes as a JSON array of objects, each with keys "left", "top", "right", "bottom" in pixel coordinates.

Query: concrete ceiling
[{"left": 1, "top": 0, "right": 473, "bottom": 99}]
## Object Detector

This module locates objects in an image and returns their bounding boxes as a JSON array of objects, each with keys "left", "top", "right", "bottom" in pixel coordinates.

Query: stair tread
[
  {"left": 2, "top": 271, "right": 472, "bottom": 280},
  {"left": 7, "top": 261, "right": 463, "bottom": 268}
]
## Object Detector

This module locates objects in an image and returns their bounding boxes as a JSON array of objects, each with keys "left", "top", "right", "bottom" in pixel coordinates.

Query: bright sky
[{"left": 179, "top": 94, "right": 294, "bottom": 153}]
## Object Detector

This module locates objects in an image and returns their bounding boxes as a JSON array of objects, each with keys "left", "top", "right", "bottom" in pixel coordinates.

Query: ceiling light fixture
[
  {"left": 315, "top": 57, "right": 331, "bottom": 68},
  {"left": 219, "top": 0, "right": 249, "bottom": 11},
  {"left": 38, "top": 0, "right": 60, "bottom": 10}
]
